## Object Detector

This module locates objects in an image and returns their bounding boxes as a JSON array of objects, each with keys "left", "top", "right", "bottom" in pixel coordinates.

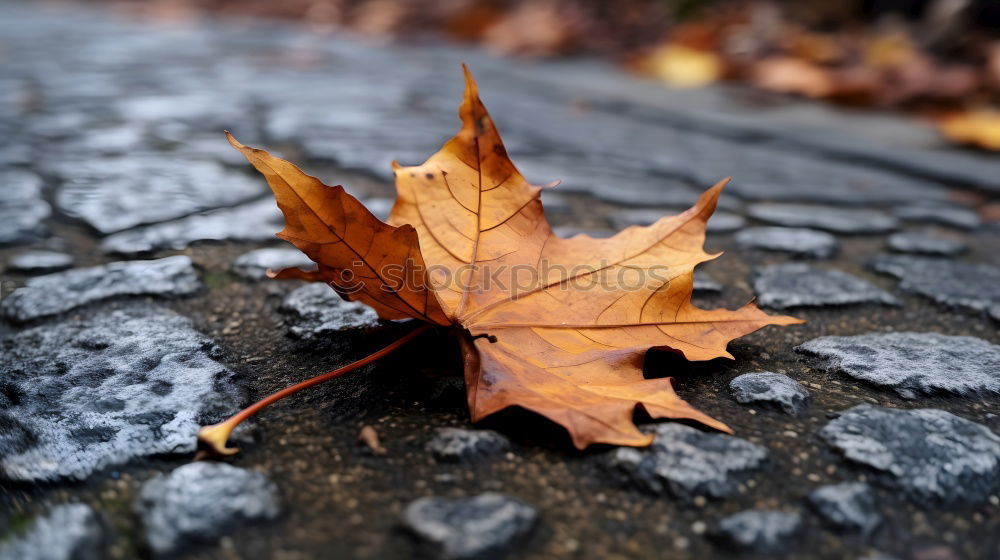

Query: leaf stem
[{"left": 196, "top": 323, "right": 434, "bottom": 459}]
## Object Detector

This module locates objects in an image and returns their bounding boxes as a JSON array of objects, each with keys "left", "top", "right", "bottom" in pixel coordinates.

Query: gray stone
[
  {"left": 807, "top": 483, "right": 881, "bottom": 535},
  {"left": 136, "top": 462, "right": 281, "bottom": 556},
  {"left": 516, "top": 158, "right": 707, "bottom": 209},
  {"left": 100, "top": 199, "right": 283, "bottom": 254},
  {"left": 735, "top": 227, "right": 838, "bottom": 258},
  {"left": 6, "top": 251, "right": 75, "bottom": 274},
  {"left": 693, "top": 271, "right": 722, "bottom": 294},
  {"left": 232, "top": 248, "right": 316, "bottom": 280},
  {"left": 714, "top": 510, "right": 801, "bottom": 553},
  {"left": 887, "top": 232, "right": 966, "bottom": 256},
  {"left": 728, "top": 372, "right": 810, "bottom": 415},
  {"left": 608, "top": 208, "right": 677, "bottom": 230},
  {"left": 1, "top": 256, "right": 201, "bottom": 322},
  {"left": 796, "top": 332, "right": 999, "bottom": 398},
  {"left": 539, "top": 191, "right": 572, "bottom": 215},
  {"left": 281, "top": 283, "right": 381, "bottom": 339},
  {"left": 706, "top": 211, "right": 747, "bottom": 233},
  {"left": 0, "top": 504, "right": 106, "bottom": 560},
  {"left": 608, "top": 208, "right": 745, "bottom": 233},
  {"left": 0, "top": 308, "right": 242, "bottom": 481},
  {"left": 869, "top": 254, "right": 1000, "bottom": 317},
  {"left": 893, "top": 204, "right": 981, "bottom": 230},
  {"left": 748, "top": 204, "right": 897, "bottom": 234},
  {"left": 605, "top": 423, "right": 768, "bottom": 500},
  {"left": 819, "top": 405, "right": 1000, "bottom": 506},
  {"left": 777, "top": 130, "right": 1000, "bottom": 194},
  {"left": 427, "top": 428, "right": 511, "bottom": 462},
  {"left": 753, "top": 263, "right": 898, "bottom": 309},
  {"left": 0, "top": 170, "right": 50, "bottom": 245},
  {"left": 53, "top": 156, "right": 264, "bottom": 233},
  {"left": 401, "top": 493, "right": 538, "bottom": 560},
  {"left": 551, "top": 226, "right": 613, "bottom": 239},
  {"left": 717, "top": 148, "right": 947, "bottom": 205}
]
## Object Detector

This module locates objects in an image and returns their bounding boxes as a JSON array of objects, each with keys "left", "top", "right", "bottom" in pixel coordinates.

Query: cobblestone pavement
[{"left": 1, "top": 2, "right": 999, "bottom": 559}]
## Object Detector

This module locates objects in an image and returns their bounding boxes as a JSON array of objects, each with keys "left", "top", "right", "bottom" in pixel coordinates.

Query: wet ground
[{"left": 1, "top": 2, "right": 999, "bottom": 559}]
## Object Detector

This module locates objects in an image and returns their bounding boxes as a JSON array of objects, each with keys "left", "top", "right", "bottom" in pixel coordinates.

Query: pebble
[
  {"left": 893, "top": 203, "right": 981, "bottom": 230},
  {"left": 426, "top": 427, "right": 511, "bottom": 462},
  {"left": 753, "top": 263, "right": 898, "bottom": 309},
  {"left": 747, "top": 203, "right": 898, "bottom": 233},
  {"left": 605, "top": 423, "right": 768, "bottom": 500},
  {"left": 692, "top": 271, "right": 723, "bottom": 294},
  {"left": 728, "top": 372, "right": 810, "bottom": 415},
  {"left": 551, "top": 226, "right": 613, "bottom": 239},
  {"left": 281, "top": 283, "right": 382, "bottom": 339},
  {"left": 401, "top": 493, "right": 538, "bottom": 560},
  {"left": 52, "top": 156, "right": 264, "bottom": 233},
  {"left": 797, "top": 332, "right": 999, "bottom": 398},
  {"left": 869, "top": 254, "right": 1000, "bottom": 317},
  {"left": 0, "top": 307, "right": 242, "bottom": 481},
  {"left": 232, "top": 248, "right": 316, "bottom": 280},
  {"left": 136, "top": 462, "right": 281, "bottom": 556},
  {"left": 0, "top": 256, "right": 201, "bottom": 322},
  {"left": 819, "top": 404, "right": 1000, "bottom": 506},
  {"left": 0, "top": 170, "right": 50, "bottom": 245},
  {"left": 734, "top": 227, "right": 838, "bottom": 258},
  {"left": 0, "top": 503, "right": 107, "bottom": 560},
  {"left": 808, "top": 483, "right": 881, "bottom": 535},
  {"left": 6, "top": 251, "right": 75, "bottom": 274},
  {"left": 100, "top": 199, "right": 283, "bottom": 254},
  {"left": 713, "top": 509, "right": 801, "bottom": 553},
  {"left": 608, "top": 208, "right": 746, "bottom": 233},
  {"left": 887, "top": 232, "right": 966, "bottom": 256}
]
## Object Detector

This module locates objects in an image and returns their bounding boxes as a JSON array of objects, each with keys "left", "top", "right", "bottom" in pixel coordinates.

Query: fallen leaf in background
[
  {"left": 210, "top": 66, "right": 802, "bottom": 452},
  {"left": 481, "top": 1, "right": 576, "bottom": 56},
  {"left": 752, "top": 57, "right": 833, "bottom": 98},
  {"left": 939, "top": 110, "right": 1000, "bottom": 151},
  {"left": 643, "top": 44, "right": 722, "bottom": 88}
]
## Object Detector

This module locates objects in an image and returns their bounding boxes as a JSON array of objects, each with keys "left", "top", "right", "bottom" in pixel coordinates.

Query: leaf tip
[
  {"left": 461, "top": 63, "right": 480, "bottom": 103},
  {"left": 224, "top": 130, "right": 244, "bottom": 150}
]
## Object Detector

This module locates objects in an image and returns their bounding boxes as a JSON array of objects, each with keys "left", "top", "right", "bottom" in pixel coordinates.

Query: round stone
[
  {"left": 735, "top": 227, "right": 838, "bottom": 258},
  {"left": 728, "top": 372, "right": 810, "bottom": 415},
  {"left": 797, "top": 331, "right": 999, "bottom": 398},
  {"left": 604, "top": 423, "right": 768, "bottom": 500},
  {"left": 753, "top": 263, "right": 898, "bottom": 309},
  {"left": 819, "top": 405, "right": 1000, "bottom": 507},
  {"left": 808, "top": 483, "right": 881, "bottom": 535},
  {"left": 402, "top": 493, "right": 538, "bottom": 560},
  {"left": 136, "top": 462, "right": 281, "bottom": 556},
  {"left": 713, "top": 510, "right": 802, "bottom": 553}
]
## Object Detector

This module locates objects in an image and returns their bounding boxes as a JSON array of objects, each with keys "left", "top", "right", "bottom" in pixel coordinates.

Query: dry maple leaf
[
  {"left": 938, "top": 110, "right": 1000, "bottom": 152},
  {"left": 212, "top": 66, "right": 801, "bottom": 453}
]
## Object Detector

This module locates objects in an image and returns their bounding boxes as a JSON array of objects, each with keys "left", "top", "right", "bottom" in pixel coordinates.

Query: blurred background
[{"left": 89, "top": 0, "right": 1000, "bottom": 150}]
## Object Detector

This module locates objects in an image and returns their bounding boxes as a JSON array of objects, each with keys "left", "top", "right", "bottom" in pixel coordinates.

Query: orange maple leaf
[{"left": 225, "top": 66, "right": 801, "bottom": 450}]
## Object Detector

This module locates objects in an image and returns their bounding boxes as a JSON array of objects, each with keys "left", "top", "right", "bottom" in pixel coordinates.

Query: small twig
[{"left": 357, "top": 425, "right": 387, "bottom": 455}]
